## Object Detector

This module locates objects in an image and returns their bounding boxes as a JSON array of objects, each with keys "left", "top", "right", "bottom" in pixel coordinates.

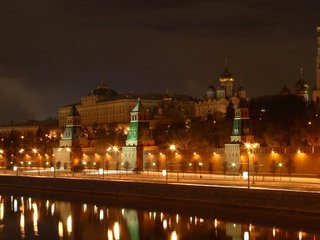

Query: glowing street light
[
  {"left": 244, "top": 142, "right": 259, "bottom": 189},
  {"left": 167, "top": 144, "right": 176, "bottom": 183},
  {"left": 199, "top": 162, "right": 203, "bottom": 179},
  {"left": 278, "top": 162, "right": 283, "bottom": 181}
]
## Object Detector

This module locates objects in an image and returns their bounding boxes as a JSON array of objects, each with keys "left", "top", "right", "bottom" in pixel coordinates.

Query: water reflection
[{"left": 0, "top": 194, "right": 317, "bottom": 239}]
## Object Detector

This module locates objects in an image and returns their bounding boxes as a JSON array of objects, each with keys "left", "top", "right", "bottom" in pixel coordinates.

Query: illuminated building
[
  {"left": 58, "top": 81, "right": 196, "bottom": 129},
  {"left": 195, "top": 63, "right": 246, "bottom": 119},
  {"left": 279, "top": 69, "right": 309, "bottom": 102}
]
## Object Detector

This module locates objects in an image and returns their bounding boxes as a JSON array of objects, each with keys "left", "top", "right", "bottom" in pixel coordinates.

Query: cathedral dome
[
  {"left": 219, "top": 67, "right": 234, "bottom": 82},
  {"left": 207, "top": 85, "right": 215, "bottom": 91},
  {"left": 205, "top": 85, "right": 216, "bottom": 100},
  {"left": 280, "top": 85, "right": 291, "bottom": 95},
  {"left": 89, "top": 81, "right": 118, "bottom": 97},
  {"left": 295, "top": 69, "right": 309, "bottom": 93},
  {"left": 237, "top": 86, "right": 245, "bottom": 91}
]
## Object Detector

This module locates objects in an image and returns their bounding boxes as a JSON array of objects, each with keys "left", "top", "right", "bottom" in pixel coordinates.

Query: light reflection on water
[{"left": 0, "top": 194, "right": 317, "bottom": 240}]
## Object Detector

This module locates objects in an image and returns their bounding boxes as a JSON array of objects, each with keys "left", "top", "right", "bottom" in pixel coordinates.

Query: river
[{"left": 0, "top": 190, "right": 318, "bottom": 240}]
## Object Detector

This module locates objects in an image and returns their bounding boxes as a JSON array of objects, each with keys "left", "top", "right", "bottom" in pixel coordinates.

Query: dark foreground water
[{"left": 0, "top": 191, "right": 319, "bottom": 240}]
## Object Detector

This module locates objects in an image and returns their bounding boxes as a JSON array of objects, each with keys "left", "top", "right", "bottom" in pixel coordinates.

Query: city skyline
[{"left": 0, "top": 0, "right": 319, "bottom": 123}]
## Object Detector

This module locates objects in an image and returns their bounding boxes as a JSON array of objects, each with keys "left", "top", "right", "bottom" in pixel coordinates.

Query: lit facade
[
  {"left": 58, "top": 81, "right": 196, "bottom": 128},
  {"left": 195, "top": 65, "right": 246, "bottom": 119}
]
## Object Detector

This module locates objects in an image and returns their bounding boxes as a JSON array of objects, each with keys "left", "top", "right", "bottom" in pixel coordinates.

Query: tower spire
[{"left": 300, "top": 67, "right": 303, "bottom": 79}]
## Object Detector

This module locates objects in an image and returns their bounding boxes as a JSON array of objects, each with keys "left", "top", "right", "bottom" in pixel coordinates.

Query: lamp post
[
  {"left": 112, "top": 146, "right": 120, "bottom": 177},
  {"left": 244, "top": 143, "right": 259, "bottom": 189},
  {"left": 169, "top": 144, "right": 176, "bottom": 183},
  {"left": 199, "top": 162, "right": 203, "bottom": 179},
  {"left": 231, "top": 162, "right": 236, "bottom": 180},
  {"left": 278, "top": 162, "right": 283, "bottom": 181},
  {"left": 65, "top": 147, "right": 73, "bottom": 176},
  {"left": 32, "top": 148, "right": 38, "bottom": 175}
]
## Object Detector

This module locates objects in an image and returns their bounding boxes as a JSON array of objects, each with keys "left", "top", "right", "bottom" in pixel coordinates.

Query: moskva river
[{"left": 0, "top": 191, "right": 318, "bottom": 240}]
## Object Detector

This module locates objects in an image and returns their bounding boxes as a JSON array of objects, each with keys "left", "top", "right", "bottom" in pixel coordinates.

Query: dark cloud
[{"left": 0, "top": 0, "right": 319, "bottom": 123}]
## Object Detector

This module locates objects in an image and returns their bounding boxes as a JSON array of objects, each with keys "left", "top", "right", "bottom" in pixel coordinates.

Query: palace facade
[{"left": 58, "top": 81, "right": 196, "bottom": 129}]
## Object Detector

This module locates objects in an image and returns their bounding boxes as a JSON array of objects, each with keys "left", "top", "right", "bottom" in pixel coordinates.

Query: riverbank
[{"left": 0, "top": 175, "right": 319, "bottom": 216}]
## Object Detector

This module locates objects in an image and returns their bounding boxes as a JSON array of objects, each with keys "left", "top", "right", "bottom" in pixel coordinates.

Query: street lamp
[
  {"left": 169, "top": 144, "right": 176, "bottom": 182},
  {"left": 199, "top": 162, "right": 203, "bottom": 179},
  {"left": 231, "top": 162, "right": 236, "bottom": 180},
  {"left": 278, "top": 162, "right": 283, "bottom": 181},
  {"left": 65, "top": 147, "right": 73, "bottom": 176},
  {"left": 244, "top": 142, "right": 259, "bottom": 189}
]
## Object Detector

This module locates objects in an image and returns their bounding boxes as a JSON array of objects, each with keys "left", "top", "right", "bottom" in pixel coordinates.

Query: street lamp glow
[
  {"left": 114, "top": 222, "right": 120, "bottom": 240},
  {"left": 244, "top": 142, "right": 259, "bottom": 189},
  {"left": 32, "top": 148, "right": 38, "bottom": 154},
  {"left": 244, "top": 231, "right": 249, "bottom": 240},
  {"left": 171, "top": 231, "right": 178, "bottom": 240},
  {"left": 169, "top": 144, "right": 176, "bottom": 151}
]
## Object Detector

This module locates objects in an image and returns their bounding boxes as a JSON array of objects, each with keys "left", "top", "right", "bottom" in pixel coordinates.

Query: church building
[{"left": 195, "top": 63, "right": 246, "bottom": 119}]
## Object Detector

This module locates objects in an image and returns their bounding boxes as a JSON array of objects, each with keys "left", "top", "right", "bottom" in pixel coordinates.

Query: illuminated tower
[
  {"left": 312, "top": 25, "right": 320, "bottom": 103},
  {"left": 230, "top": 99, "right": 254, "bottom": 143},
  {"left": 55, "top": 105, "right": 86, "bottom": 170},
  {"left": 122, "top": 100, "right": 157, "bottom": 171},
  {"left": 59, "top": 105, "right": 84, "bottom": 147},
  {"left": 219, "top": 60, "right": 234, "bottom": 99},
  {"left": 225, "top": 99, "right": 254, "bottom": 168}
]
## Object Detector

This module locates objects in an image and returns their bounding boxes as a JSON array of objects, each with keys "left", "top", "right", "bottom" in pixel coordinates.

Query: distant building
[
  {"left": 195, "top": 64, "right": 246, "bottom": 119},
  {"left": 279, "top": 85, "right": 291, "bottom": 95},
  {"left": 295, "top": 68, "right": 309, "bottom": 102},
  {"left": 0, "top": 119, "right": 58, "bottom": 139},
  {"left": 279, "top": 68, "right": 310, "bottom": 102}
]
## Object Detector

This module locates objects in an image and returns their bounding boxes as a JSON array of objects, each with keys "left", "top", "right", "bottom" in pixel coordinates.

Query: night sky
[{"left": 0, "top": 0, "right": 319, "bottom": 123}]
